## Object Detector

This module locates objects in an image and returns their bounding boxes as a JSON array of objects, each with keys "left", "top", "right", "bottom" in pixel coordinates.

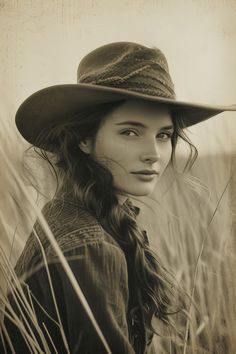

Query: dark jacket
[{"left": 1, "top": 198, "right": 155, "bottom": 354}]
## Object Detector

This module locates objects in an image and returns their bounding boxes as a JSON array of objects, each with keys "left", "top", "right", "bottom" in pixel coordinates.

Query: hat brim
[{"left": 16, "top": 83, "right": 236, "bottom": 148}]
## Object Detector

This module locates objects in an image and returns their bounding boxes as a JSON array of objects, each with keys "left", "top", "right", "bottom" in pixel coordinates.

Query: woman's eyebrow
[
  {"left": 116, "top": 121, "right": 147, "bottom": 128},
  {"left": 159, "top": 125, "right": 174, "bottom": 131},
  {"left": 116, "top": 121, "right": 174, "bottom": 130}
]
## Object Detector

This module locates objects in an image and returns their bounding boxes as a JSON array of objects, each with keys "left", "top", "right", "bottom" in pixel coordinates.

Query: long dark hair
[{"left": 33, "top": 100, "right": 197, "bottom": 334}]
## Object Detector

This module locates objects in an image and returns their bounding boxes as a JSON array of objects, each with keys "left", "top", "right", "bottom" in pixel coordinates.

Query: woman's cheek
[{"left": 160, "top": 144, "right": 172, "bottom": 168}]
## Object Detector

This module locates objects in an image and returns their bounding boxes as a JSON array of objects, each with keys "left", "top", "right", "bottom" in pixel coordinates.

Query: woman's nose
[{"left": 140, "top": 142, "right": 160, "bottom": 163}]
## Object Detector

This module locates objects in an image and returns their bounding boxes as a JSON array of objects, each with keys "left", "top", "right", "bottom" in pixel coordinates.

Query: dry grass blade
[
  {"left": 0, "top": 142, "right": 112, "bottom": 354},
  {"left": 183, "top": 166, "right": 236, "bottom": 354}
]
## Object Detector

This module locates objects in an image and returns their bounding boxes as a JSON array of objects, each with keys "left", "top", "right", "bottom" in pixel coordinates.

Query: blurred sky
[{"left": 1, "top": 0, "right": 236, "bottom": 154}]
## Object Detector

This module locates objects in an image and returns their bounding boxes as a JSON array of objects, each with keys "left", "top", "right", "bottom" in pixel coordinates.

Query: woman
[{"left": 1, "top": 41, "right": 236, "bottom": 354}]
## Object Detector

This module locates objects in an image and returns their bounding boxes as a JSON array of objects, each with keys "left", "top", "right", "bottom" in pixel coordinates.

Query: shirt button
[{"left": 134, "top": 333, "right": 138, "bottom": 339}]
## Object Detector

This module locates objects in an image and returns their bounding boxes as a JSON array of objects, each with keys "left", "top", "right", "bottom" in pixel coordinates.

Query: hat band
[{"left": 77, "top": 47, "right": 176, "bottom": 100}]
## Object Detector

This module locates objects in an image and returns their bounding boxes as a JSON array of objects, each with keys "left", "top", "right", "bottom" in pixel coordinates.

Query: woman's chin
[{"left": 122, "top": 186, "right": 156, "bottom": 197}]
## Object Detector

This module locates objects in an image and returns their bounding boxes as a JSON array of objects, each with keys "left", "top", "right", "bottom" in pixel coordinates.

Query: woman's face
[{"left": 87, "top": 100, "right": 173, "bottom": 197}]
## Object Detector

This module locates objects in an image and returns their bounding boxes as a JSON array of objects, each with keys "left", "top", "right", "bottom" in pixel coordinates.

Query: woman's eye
[
  {"left": 157, "top": 132, "right": 173, "bottom": 140},
  {"left": 121, "top": 129, "right": 138, "bottom": 137}
]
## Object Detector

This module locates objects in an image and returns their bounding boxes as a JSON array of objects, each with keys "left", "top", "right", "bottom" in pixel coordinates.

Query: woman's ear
[{"left": 78, "top": 138, "right": 93, "bottom": 154}]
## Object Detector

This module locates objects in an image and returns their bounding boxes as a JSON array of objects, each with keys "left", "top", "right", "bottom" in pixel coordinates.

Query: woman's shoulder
[
  {"left": 41, "top": 197, "right": 103, "bottom": 238},
  {"left": 43, "top": 197, "right": 121, "bottom": 250},
  {"left": 15, "top": 197, "right": 121, "bottom": 278}
]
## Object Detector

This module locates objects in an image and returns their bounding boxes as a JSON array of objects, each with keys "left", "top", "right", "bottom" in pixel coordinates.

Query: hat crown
[{"left": 77, "top": 42, "right": 176, "bottom": 100}]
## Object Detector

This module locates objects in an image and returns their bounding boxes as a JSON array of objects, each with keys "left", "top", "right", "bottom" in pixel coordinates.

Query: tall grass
[
  {"left": 0, "top": 119, "right": 112, "bottom": 352},
  {"left": 0, "top": 116, "right": 236, "bottom": 353},
  {"left": 137, "top": 152, "right": 236, "bottom": 353}
]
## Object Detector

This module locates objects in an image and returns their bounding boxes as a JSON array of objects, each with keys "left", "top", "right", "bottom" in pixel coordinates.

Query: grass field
[{"left": 0, "top": 118, "right": 236, "bottom": 353}]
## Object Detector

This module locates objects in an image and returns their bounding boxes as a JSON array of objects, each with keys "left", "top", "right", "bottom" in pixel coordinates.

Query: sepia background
[{"left": 1, "top": 1, "right": 236, "bottom": 353}]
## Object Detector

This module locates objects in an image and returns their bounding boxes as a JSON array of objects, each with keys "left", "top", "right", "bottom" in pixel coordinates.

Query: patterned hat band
[{"left": 77, "top": 46, "right": 176, "bottom": 100}]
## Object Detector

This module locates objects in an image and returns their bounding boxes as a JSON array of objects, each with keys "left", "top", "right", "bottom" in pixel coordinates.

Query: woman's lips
[
  {"left": 131, "top": 171, "right": 159, "bottom": 181},
  {"left": 131, "top": 170, "right": 159, "bottom": 175}
]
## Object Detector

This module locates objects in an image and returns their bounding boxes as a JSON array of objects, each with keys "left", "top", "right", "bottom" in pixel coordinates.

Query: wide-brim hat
[{"left": 16, "top": 41, "right": 236, "bottom": 149}]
